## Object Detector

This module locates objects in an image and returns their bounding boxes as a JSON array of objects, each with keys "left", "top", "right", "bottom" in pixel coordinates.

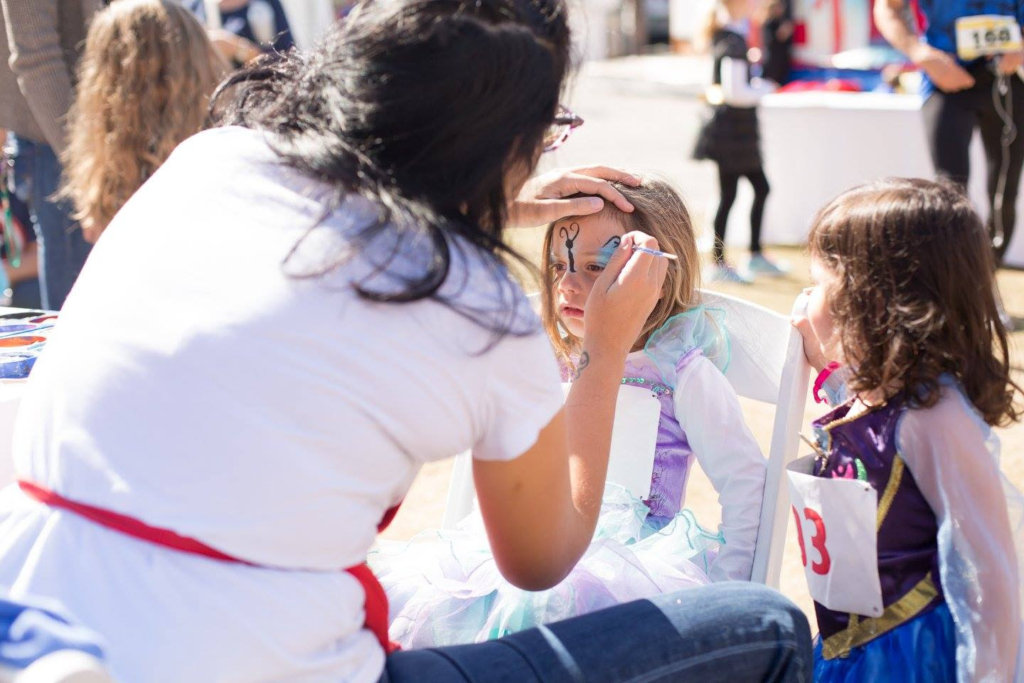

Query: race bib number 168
[{"left": 956, "top": 15, "right": 1023, "bottom": 61}]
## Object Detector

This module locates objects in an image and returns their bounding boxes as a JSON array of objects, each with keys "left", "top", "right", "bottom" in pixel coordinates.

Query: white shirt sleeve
[
  {"left": 720, "top": 57, "right": 777, "bottom": 107},
  {"left": 674, "top": 355, "right": 767, "bottom": 581},
  {"left": 472, "top": 329, "right": 564, "bottom": 463},
  {"left": 897, "top": 387, "right": 1022, "bottom": 683}
]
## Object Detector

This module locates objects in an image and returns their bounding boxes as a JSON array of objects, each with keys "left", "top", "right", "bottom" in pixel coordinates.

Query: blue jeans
[
  {"left": 381, "top": 583, "right": 812, "bottom": 682},
  {"left": 5, "top": 135, "right": 91, "bottom": 310}
]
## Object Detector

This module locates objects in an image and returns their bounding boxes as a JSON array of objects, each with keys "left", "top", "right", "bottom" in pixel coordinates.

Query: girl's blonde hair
[
  {"left": 61, "top": 0, "right": 227, "bottom": 237},
  {"left": 540, "top": 177, "right": 702, "bottom": 367}
]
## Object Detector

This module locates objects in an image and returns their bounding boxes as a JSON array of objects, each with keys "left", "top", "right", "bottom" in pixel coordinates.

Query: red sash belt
[{"left": 17, "top": 480, "right": 400, "bottom": 653}]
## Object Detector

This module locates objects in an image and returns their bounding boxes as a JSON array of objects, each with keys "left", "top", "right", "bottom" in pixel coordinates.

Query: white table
[{"left": 756, "top": 91, "right": 1024, "bottom": 268}]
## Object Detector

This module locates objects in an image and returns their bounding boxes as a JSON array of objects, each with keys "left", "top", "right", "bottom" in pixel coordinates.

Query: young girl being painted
[
  {"left": 372, "top": 177, "right": 767, "bottom": 648},
  {"left": 792, "top": 178, "right": 1024, "bottom": 682}
]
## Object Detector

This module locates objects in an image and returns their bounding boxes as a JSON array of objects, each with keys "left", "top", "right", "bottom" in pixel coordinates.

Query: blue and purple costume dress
[{"left": 809, "top": 379, "right": 1024, "bottom": 682}]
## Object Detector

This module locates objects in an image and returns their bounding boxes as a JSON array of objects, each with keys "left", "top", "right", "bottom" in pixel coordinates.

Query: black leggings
[
  {"left": 922, "top": 64, "right": 1024, "bottom": 264},
  {"left": 713, "top": 166, "right": 770, "bottom": 264}
]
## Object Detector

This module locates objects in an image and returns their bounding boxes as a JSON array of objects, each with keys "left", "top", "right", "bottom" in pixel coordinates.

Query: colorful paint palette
[
  {"left": 0, "top": 336, "right": 46, "bottom": 348},
  {"left": 0, "top": 310, "right": 56, "bottom": 380},
  {"left": 0, "top": 352, "right": 37, "bottom": 379},
  {"left": 0, "top": 310, "right": 45, "bottom": 320}
]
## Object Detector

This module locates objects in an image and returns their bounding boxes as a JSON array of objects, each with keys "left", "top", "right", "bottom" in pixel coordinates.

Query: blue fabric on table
[{"left": 0, "top": 595, "right": 105, "bottom": 669}]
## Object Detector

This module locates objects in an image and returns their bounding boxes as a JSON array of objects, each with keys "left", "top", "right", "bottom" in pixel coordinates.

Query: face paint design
[
  {"left": 559, "top": 223, "right": 581, "bottom": 273},
  {"left": 596, "top": 236, "right": 622, "bottom": 268}
]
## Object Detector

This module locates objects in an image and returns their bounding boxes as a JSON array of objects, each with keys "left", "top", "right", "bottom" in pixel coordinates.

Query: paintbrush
[
  {"left": 631, "top": 245, "right": 677, "bottom": 260},
  {"left": 597, "top": 240, "right": 677, "bottom": 267}
]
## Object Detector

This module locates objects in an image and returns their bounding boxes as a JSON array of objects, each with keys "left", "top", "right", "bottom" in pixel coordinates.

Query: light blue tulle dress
[{"left": 369, "top": 307, "right": 758, "bottom": 649}]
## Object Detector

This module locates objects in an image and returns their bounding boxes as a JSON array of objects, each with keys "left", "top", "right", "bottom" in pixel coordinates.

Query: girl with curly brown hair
[
  {"left": 60, "top": 0, "right": 226, "bottom": 243},
  {"left": 792, "top": 177, "right": 1023, "bottom": 682}
]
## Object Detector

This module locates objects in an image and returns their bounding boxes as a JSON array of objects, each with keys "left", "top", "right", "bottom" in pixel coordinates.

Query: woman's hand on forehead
[{"left": 509, "top": 166, "right": 640, "bottom": 228}]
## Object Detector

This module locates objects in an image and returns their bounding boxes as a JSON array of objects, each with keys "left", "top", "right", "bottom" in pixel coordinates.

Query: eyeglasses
[{"left": 543, "top": 105, "right": 584, "bottom": 153}]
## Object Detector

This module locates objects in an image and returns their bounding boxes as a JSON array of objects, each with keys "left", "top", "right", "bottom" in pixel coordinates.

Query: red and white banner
[{"left": 792, "top": 0, "right": 874, "bottom": 65}]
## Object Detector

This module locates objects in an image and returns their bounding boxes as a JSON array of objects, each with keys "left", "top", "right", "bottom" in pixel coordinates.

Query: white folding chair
[
  {"left": 702, "top": 290, "right": 811, "bottom": 586},
  {"left": 441, "top": 290, "right": 811, "bottom": 588}
]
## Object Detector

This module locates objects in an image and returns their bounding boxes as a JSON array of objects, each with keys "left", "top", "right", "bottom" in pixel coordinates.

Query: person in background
[
  {"left": 0, "top": 0, "right": 102, "bottom": 310},
  {"left": 693, "top": 0, "right": 783, "bottom": 284},
  {"left": 0, "top": 135, "right": 41, "bottom": 309},
  {"left": 59, "top": 0, "right": 227, "bottom": 243},
  {"left": 0, "top": 176, "right": 41, "bottom": 309},
  {"left": 874, "top": 0, "right": 1024, "bottom": 265},
  {"left": 761, "top": 0, "right": 793, "bottom": 85},
  {"left": 185, "top": 0, "right": 295, "bottom": 66}
]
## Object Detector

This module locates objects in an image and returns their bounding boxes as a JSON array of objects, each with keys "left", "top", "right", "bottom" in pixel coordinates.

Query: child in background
[
  {"left": 792, "top": 178, "right": 1024, "bottom": 682},
  {"left": 372, "top": 178, "right": 767, "bottom": 648},
  {"left": 60, "top": 0, "right": 226, "bottom": 243},
  {"left": 693, "top": 0, "right": 781, "bottom": 283}
]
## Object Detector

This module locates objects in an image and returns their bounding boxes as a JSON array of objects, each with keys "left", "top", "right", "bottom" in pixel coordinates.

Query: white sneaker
[
  {"left": 711, "top": 263, "right": 753, "bottom": 285},
  {"left": 747, "top": 253, "right": 789, "bottom": 277}
]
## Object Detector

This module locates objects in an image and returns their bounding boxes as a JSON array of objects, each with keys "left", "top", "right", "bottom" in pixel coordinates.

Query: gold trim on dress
[
  {"left": 821, "top": 573, "right": 940, "bottom": 660},
  {"left": 819, "top": 399, "right": 887, "bottom": 454},
  {"left": 876, "top": 456, "right": 904, "bottom": 529}
]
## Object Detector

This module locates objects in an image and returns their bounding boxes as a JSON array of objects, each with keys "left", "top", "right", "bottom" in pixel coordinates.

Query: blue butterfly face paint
[{"left": 596, "top": 236, "right": 622, "bottom": 267}]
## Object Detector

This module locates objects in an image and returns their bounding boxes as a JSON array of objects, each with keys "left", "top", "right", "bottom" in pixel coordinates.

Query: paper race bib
[
  {"left": 562, "top": 384, "right": 660, "bottom": 499},
  {"left": 786, "top": 455, "right": 884, "bottom": 617},
  {"left": 956, "top": 15, "right": 1023, "bottom": 61}
]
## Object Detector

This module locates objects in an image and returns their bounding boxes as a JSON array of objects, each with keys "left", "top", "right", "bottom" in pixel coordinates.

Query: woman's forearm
[
  {"left": 557, "top": 346, "right": 626, "bottom": 562},
  {"left": 473, "top": 232, "right": 666, "bottom": 590},
  {"left": 472, "top": 344, "right": 627, "bottom": 591}
]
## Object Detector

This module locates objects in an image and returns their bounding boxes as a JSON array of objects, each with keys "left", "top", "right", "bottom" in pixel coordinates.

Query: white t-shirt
[{"left": 0, "top": 126, "right": 564, "bottom": 682}]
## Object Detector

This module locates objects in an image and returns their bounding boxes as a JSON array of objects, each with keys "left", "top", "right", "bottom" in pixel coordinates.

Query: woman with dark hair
[{"left": 0, "top": 1, "right": 811, "bottom": 681}]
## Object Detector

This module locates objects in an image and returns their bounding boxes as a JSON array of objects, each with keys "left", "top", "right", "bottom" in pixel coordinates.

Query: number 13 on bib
[{"left": 786, "top": 455, "right": 884, "bottom": 618}]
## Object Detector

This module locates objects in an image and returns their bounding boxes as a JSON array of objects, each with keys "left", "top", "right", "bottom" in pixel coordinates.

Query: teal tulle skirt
[
  {"left": 370, "top": 484, "right": 721, "bottom": 649},
  {"left": 814, "top": 602, "right": 957, "bottom": 683}
]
